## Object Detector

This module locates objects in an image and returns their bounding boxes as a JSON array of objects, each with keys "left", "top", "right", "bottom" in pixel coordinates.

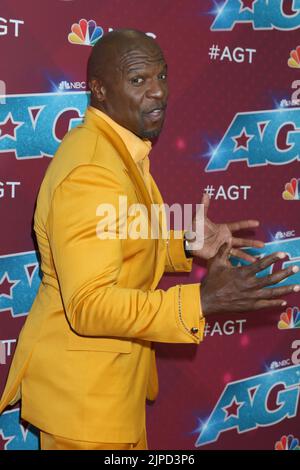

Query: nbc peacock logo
[
  {"left": 275, "top": 435, "right": 300, "bottom": 450},
  {"left": 288, "top": 46, "right": 300, "bottom": 68},
  {"left": 278, "top": 306, "right": 300, "bottom": 330},
  {"left": 68, "top": 19, "right": 104, "bottom": 46},
  {"left": 282, "top": 178, "right": 300, "bottom": 200}
]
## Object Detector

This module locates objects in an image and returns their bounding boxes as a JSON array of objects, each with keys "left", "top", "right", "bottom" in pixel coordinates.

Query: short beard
[
  {"left": 139, "top": 128, "right": 162, "bottom": 139},
  {"left": 138, "top": 117, "right": 165, "bottom": 140}
]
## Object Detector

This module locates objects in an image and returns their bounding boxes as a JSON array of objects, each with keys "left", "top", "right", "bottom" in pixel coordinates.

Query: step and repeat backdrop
[{"left": 0, "top": 0, "right": 300, "bottom": 451}]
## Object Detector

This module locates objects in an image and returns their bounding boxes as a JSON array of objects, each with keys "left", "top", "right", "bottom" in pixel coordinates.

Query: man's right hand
[{"left": 200, "top": 243, "right": 300, "bottom": 316}]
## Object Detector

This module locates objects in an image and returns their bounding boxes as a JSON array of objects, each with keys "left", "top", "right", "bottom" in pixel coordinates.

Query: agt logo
[
  {"left": 211, "top": 0, "right": 300, "bottom": 31},
  {"left": 282, "top": 178, "right": 300, "bottom": 200},
  {"left": 0, "top": 17, "right": 24, "bottom": 37},
  {"left": 0, "top": 409, "right": 38, "bottom": 450},
  {"left": 0, "top": 181, "right": 21, "bottom": 199},
  {"left": 278, "top": 307, "right": 300, "bottom": 329},
  {"left": 205, "top": 108, "right": 300, "bottom": 172},
  {"left": 0, "top": 92, "right": 88, "bottom": 159},
  {"left": 275, "top": 434, "right": 300, "bottom": 450},
  {"left": 68, "top": 18, "right": 157, "bottom": 46},
  {"left": 204, "top": 319, "right": 246, "bottom": 336},
  {"left": 195, "top": 364, "right": 300, "bottom": 447},
  {"left": 0, "top": 251, "right": 41, "bottom": 318}
]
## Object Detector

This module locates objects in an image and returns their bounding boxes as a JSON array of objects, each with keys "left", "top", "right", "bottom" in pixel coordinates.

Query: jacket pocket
[{"left": 66, "top": 330, "right": 132, "bottom": 353}]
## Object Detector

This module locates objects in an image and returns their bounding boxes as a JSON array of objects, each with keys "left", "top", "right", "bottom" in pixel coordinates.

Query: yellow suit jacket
[{"left": 0, "top": 108, "right": 205, "bottom": 443}]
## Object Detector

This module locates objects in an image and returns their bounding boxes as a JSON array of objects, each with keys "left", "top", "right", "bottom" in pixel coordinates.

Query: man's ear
[{"left": 89, "top": 79, "right": 106, "bottom": 102}]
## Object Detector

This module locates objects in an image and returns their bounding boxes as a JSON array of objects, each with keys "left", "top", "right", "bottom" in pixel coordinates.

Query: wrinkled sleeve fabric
[
  {"left": 47, "top": 164, "right": 205, "bottom": 344},
  {"left": 164, "top": 230, "right": 193, "bottom": 273}
]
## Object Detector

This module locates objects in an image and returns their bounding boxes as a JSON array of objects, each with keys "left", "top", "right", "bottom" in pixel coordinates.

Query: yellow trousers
[{"left": 40, "top": 429, "right": 148, "bottom": 450}]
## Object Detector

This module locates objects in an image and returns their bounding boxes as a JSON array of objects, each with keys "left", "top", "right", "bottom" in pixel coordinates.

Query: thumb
[
  {"left": 209, "top": 242, "right": 231, "bottom": 270},
  {"left": 217, "top": 242, "right": 231, "bottom": 260}
]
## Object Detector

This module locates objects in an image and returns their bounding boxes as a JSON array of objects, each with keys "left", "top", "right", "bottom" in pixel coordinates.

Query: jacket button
[{"left": 191, "top": 327, "right": 198, "bottom": 334}]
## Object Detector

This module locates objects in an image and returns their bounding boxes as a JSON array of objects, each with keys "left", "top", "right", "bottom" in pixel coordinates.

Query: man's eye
[
  {"left": 158, "top": 73, "right": 167, "bottom": 80},
  {"left": 130, "top": 77, "right": 144, "bottom": 85}
]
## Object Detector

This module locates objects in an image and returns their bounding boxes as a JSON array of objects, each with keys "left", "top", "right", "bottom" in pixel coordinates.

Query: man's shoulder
[
  {"left": 46, "top": 124, "right": 124, "bottom": 181},
  {"left": 57, "top": 123, "right": 121, "bottom": 166},
  {"left": 34, "top": 125, "right": 126, "bottom": 231}
]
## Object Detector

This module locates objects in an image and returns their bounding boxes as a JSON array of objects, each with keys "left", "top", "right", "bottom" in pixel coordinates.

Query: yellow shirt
[{"left": 89, "top": 106, "right": 153, "bottom": 200}]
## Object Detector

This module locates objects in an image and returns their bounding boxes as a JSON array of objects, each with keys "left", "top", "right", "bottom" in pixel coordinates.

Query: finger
[
  {"left": 254, "top": 284, "right": 300, "bottom": 299},
  {"left": 248, "top": 251, "right": 287, "bottom": 274},
  {"left": 227, "top": 220, "right": 260, "bottom": 232},
  {"left": 258, "top": 266, "right": 299, "bottom": 288},
  {"left": 201, "top": 192, "right": 210, "bottom": 217},
  {"left": 219, "top": 243, "right": 231, "bottom": 261},
  {"left": 252, "top": 299, "right": 288, "bottom": 310},
  {"left": 232, "top": 237, "right": 265, "bottom": 248},
  {"left": 230, "top": 248, "right": 257, "bottom": 263}
]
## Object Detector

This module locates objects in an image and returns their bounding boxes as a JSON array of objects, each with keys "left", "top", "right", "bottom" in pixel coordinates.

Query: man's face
[{"left": 97, "top": 43, "right": 169, "bottom": 139}]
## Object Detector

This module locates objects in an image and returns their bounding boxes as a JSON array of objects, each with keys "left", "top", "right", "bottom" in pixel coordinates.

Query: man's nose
[{"left": 145, "top": 79, "right": 165, "bottom": 99}]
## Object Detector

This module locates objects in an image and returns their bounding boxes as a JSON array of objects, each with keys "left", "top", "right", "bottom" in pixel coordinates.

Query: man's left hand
[{"left": 186, "top": 193, "right": 265, "bottom": 263}]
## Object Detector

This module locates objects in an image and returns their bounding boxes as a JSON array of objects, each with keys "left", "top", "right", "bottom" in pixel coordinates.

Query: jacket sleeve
[
  {"left": 165, "top": 230, "right": 193, "bottom": 273},
  {"left": 47, "top": 164, "right": 205, "bottom": 344}
]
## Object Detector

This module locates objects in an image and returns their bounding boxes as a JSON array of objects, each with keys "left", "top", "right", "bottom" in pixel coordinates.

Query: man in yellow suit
[{"left": 0, "top": 30, "right": 298, "bottom": 450}]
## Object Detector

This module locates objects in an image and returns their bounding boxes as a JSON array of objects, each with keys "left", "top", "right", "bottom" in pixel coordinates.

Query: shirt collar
[{"left": 88, "top": 106, "right": 152, "bottom": 164}]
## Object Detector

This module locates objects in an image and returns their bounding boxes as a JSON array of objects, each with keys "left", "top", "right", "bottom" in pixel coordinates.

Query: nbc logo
[
  {"left": 275, "top": 435, "right": 300, "bottom": 450},
  {"left": 288, "top": 46, "right": 300, "bottom": 69},
  {"left": 282, "top": 178, "right": 300, "bottom": 200},
  {"left": 58, "top": 80, "right": 86, "bottom": 91},
  {"left": 278, "top": 307, "right": 300, "bottom": 330},
  {"left": 68, "top": 19, "right": 103, "bottom": 46}
]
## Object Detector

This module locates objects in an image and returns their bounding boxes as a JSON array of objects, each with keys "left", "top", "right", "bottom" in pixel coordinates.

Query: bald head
[
  {"left": 88, "top": 29, "right": 162, "bottom": 84},
  {"left": 87, "top": 29, "right": 168, "bottom": 139}
]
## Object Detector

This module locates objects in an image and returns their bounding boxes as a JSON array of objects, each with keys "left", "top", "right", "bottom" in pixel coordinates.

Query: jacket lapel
[
  {"left": 85, "top": 110, "right": 167, "bottom": 286},
  {"left": 86, "top": 109, "right": 154, "bottom": 221}
]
